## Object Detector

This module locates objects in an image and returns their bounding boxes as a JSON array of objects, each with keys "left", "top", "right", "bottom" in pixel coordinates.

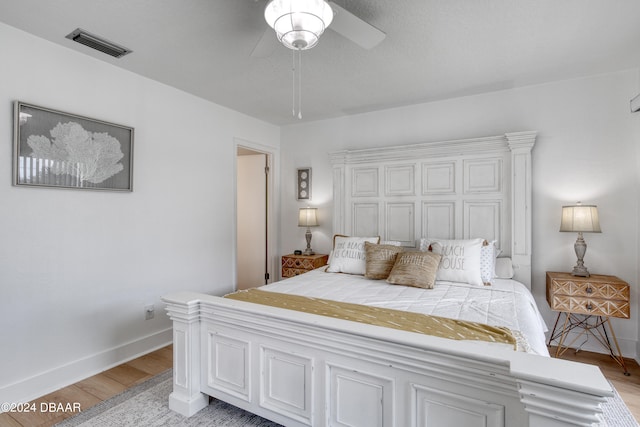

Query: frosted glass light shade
[{"left": 265, "top": 0, "right": 333, "bottom": 50}]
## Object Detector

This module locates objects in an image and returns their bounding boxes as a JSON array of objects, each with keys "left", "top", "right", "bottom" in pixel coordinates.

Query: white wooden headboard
[{"left": 329, "top": 131, "right": 536, "bottom": 288}]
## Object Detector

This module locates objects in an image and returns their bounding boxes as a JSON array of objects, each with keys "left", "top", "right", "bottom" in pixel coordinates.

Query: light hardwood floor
[
  {"left": 1, "top": 344, "right": 638, "bottom": 426},
  {"left": 0, "top": 346, "right": 172, "bottom": 427}
]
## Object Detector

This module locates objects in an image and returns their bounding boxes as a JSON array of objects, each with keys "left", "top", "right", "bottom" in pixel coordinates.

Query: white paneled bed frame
[{"left": 163, "top": 132, "right": 613, "bottom": 426}]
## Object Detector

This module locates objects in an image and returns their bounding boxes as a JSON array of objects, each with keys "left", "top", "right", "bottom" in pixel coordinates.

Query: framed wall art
[
  {"left": 296, "top": 167, "right": 311, "bottom": 200},
  {"left": 13, "top": 101, "right": 134, "bottom": 191}
]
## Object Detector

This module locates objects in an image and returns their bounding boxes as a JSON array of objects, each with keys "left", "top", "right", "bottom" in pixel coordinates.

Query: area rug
[
  {"left": 55, "top": 369, "right": 638, "bottom": 426},
  {"left": 54, "top": 370, "right": 280, "bottom": 427}
]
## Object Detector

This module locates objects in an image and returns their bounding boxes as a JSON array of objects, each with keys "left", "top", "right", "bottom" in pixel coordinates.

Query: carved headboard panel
[{"left": 329, "top": 132, "right": 536, "bottom": 288}]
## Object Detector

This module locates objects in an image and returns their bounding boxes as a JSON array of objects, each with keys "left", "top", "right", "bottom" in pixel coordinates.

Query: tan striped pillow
[
  {"left": 364, "top": 242, "right": 403, "bottom": 280},
  {"left": 386, "top": 251, "right": 442, "bottom": 289}
]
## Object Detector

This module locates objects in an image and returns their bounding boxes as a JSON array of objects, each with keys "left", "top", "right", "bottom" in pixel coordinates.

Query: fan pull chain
[
  {"left": 292, "top": 49, "right": 296, "bottom": 117},
  {"left": 298, "top": 49, "right": 302, "bottom": 119},
  {"left": 291, "top": 49, "right": 303, "bottom": 120}
]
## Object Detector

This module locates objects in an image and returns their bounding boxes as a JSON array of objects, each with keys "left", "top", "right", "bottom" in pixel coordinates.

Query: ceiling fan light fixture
[{"left": 265, "top": 0, "right": 333, "bottom": 50}]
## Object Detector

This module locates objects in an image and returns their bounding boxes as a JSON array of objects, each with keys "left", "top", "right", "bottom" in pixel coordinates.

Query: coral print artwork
[
  {"left": 13, "top": 102, "right": 134, "bottom": 191},
  {"left": 27, "top": 122, "right": 124, "bottom": 184}
]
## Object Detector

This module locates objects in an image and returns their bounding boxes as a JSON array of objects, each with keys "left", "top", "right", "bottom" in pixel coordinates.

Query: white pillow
[
  {"left": 421, "top": 238, "right": 498, "bottom": 285},
  {"left": 417, "top": 237, "right": 432, "bottom": 252},
  {"left": 494, "top": 257, "right": 514, "bottom": 279},
  {"left": 480, "top": 240, "right": 500, "bottom": 285},
  {"left": 430, "top": 238, "right": 484, "bottom": 286},
  {"left": 326, "top": 235, "right": 380, "bottom": 275}
]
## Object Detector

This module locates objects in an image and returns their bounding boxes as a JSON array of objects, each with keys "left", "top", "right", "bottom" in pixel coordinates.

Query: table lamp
[
  {"left": 559, "top": 202, "right": 601, "bottom": 277},
  {"left": 298, "top": 207, "right": 318, "bottom": 255}
]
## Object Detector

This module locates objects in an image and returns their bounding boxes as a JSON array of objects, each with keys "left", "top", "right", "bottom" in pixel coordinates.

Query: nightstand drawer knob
[
  {"left": 586, "top": 287, "right": 593, "bottom": 294},
  {"left": 586, "top": 303, "right": 593, "bottom": 311}
]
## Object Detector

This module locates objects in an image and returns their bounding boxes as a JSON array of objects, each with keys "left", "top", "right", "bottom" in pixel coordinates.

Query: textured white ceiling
[{"left": 1, "top": 1, "right": 639, "bottom": 125}]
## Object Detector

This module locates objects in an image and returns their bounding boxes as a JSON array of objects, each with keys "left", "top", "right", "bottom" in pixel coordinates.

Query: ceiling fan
[{"left": 251, "top": 0, "right": 386, "bottom": 57}]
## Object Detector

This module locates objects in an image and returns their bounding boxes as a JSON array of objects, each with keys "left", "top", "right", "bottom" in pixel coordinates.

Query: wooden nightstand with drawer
[
  {"left": 546, "top": 271, "right": 630, "bottom": 375},
  {"left": 282, "top": 254, "right": 329, "bottom": 278}
]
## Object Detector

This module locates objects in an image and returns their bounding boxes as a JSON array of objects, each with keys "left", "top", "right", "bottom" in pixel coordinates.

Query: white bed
[
  {"left": 163, "top": 132, "right": 613, "bottom": 427},
  {"left": 262, "top": 268, "right": 549, "bottom": 357}
]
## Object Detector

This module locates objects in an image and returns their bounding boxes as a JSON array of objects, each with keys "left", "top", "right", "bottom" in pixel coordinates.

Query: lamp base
[
  {"left": 571, "top": 265, "right": 590, "bottom": 277},
  {"left": 304, "top": 228, "right": 314, "bottom": 255},
  {"left": 571, "top": 232, "right": 590, "bottom": 277}
]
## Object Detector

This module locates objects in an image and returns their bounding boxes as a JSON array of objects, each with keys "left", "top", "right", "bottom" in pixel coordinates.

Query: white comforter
[{"left": 262, "top": 268, "right": 549, "bottom": 356}]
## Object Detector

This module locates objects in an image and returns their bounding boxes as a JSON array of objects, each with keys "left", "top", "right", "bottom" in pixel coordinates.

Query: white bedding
[{"left": 262, "top": 268, "right": 549, "bottom": 356}]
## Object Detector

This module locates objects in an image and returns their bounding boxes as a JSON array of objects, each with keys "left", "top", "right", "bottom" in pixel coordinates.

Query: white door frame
[{"left": 233, "top": 137, "right": 280, "bottom": 289}]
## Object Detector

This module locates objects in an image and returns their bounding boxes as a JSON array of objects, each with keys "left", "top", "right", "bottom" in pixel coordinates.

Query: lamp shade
[
  {"left": 560, "top": 204, "right": 601, "bottom": 233},
  {"left": 298, "top": 207, "right": 318, "bottom": 227},
  {"left": 265, "top": 0, "right": 333, "bottom": 50}
]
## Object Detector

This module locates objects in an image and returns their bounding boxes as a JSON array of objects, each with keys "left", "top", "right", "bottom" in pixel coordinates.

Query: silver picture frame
[
  {"left": 13, "top": 101, "right": 134, "bottom": 191},
  {"left": 296, "top": 167, "right": 311, "bottom": 200}
]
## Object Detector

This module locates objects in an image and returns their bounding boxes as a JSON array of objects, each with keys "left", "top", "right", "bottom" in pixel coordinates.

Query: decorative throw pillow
[
  {"left": 420, "top": 237, "right": 494, "bottom": 279},
  {"left": 386, "top": 251, "right": 442, "bottom": 289},
  {"left": 417, "top": 237, "right": 432, "bottom": 252},
  {"left": 364, "top": 242, "right": 403, "bottom": 280},
  {"left": 326, "top": 235, "right": 380, "bottom": 275},
  {"left": 430, "top": 238, "right": 484, "bottom": 286},
  {"left": 480, "top": 240, "right": 499, "bottom": 285}
]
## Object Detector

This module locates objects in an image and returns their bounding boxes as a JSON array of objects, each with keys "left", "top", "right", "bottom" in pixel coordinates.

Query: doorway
[{"left": 236, "top": 146, "right": 271, "bottom": 290}]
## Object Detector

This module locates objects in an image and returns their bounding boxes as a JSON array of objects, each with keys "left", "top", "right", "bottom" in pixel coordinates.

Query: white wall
[
  {"left": 0, "top": 22, "right": 279, "bottom": 403},
  {"left": 280, "top": 70, "right": 640, "bottom": 359}
]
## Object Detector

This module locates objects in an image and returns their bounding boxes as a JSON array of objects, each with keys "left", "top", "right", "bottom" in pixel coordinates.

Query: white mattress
[{"left": 262, "top": 268, "right": 549, "bottom": 356}]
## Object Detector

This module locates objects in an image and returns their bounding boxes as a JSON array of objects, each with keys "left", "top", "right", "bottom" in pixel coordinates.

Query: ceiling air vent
[
  {"left": 631, "top": 93, "right": 640, "bottom": 113},
  {"left": 65, "top": 28, "right": 132, "bottom": 58}
]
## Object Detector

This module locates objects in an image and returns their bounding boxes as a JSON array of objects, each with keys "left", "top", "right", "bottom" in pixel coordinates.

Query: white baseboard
[{"left": 0, "top": 328, "right": 172, "bottom": 407}]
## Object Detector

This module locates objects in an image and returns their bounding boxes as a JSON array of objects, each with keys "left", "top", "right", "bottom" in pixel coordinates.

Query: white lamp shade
[
  {"left": 298, "top": 207, "right": 318, "bottom": 227},
  {"left": 265, "top": 0, "right": 333, "bottom": 50},
  {"left": 560, "top": 204, "right": 601, "bottom": 233}
]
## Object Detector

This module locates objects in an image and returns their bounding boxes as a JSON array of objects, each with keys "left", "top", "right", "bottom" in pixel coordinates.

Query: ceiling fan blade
[
  {"left": 251, "top": 28, "right": 279, "bottom": 58},
  {"left": 328, "top": 2, "right": 386, "bottom": 49}
]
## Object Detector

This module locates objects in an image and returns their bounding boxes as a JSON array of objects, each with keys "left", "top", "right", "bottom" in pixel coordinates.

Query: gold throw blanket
[{"left": 225, "top": 289, "right": 516, "bottom": 349}]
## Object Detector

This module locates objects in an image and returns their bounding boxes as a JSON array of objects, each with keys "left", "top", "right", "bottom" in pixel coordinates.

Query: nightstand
[
  {"left": 282, "top": 253, "right": 329, "bottom": 278},
  {"left": 546, "top": 271, "right": 630, "bottom": 375}
]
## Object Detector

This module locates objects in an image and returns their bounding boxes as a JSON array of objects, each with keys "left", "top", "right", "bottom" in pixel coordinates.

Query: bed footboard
[{"left": 163, "top": 292, "right": 612, "bottom": 427}]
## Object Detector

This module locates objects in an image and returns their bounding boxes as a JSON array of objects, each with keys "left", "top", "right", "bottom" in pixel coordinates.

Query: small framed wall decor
[
  {"left": 296, "top": 167, "right": 312, "bottom": 200},
  {"left": 13, "top": 101, "right": 134, "bottom": 191}
]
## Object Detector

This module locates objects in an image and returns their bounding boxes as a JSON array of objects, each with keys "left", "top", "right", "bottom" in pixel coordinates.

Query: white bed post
[
  {"left": 506, "top": 131, "right": 536, "bottom": 289},
  {"left": 162, "top": 292, "right": 209, "bottom": 417},
  {"left": 517, "top": 378, "right": 608, "bottom": 427}
]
